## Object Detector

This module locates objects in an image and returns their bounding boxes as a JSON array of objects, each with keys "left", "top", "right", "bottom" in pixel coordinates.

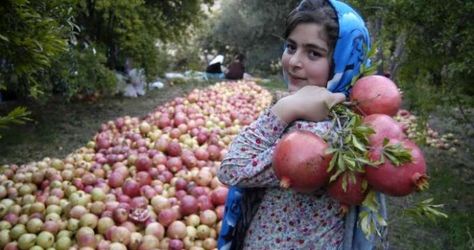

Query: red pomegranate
[
  {"left": 363, "top": 114, "right": 406, "bottom": 146},
  {"left": 365, "top": 139, "right": 428, "bottom": 196},
  {"left": 350, "top": 75, "right": 402, "bottom": 116},
  {"left": 328, "top": 172, "right": 367, "bottom": 206},
  {"left": 272, "top": 130, "right": 332, "bottom": 193}
]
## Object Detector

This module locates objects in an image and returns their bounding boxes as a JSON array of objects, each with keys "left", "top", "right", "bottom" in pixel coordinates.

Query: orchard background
[{"left": 0, "top": 0, "right": 473, "bottom": 249}]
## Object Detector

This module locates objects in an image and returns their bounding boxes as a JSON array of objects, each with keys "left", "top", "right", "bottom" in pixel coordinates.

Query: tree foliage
[
  {"left": 0, "top": 0, "right": 74, "bottom": 99},
  {"left": 0, "top": 0, "right": 214, "bottom": 101},
  {"left": 349, "top": 0, "right": 473, "bottom": 94},
  {"left": 202, "top": 0, "right": 299, "bottom": 74}
]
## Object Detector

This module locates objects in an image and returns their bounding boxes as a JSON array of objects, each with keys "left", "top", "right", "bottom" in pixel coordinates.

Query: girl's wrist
[{"left": 271, "top": 97, "right": 297, "bottom": 124}]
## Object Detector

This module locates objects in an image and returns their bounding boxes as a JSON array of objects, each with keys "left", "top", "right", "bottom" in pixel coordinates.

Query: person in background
[
  {"left": 205, "top": 54, "right": 225, "bottom": 79},
  {"left": 217, "top": 0, "right": 387, "bottom": 249},
  {"left": 225, "top": 54, "right": 245, "bottom": 80}
]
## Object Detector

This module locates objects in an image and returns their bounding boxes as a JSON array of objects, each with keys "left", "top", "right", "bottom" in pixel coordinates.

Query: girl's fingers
[{"left": 326, "top": 92, "right": 347, "bottom": 109}]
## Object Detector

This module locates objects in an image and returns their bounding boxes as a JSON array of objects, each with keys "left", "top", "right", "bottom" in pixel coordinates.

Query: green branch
[{"left": 0, "top": 107, "right": 32, "bottom": 139}]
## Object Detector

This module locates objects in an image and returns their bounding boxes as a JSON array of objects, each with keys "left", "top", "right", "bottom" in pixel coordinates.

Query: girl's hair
[{"left": 284, "top": 0, "right": 339, "bottom": 58}]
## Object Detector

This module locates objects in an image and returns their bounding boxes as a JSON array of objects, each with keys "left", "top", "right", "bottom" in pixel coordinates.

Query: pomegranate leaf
[
  {"left": 404, "top": 198, "right": 448, "bottom": 221},
  {"left": 362, "top": 190, "right": 379, "bottom": 213},
  {"left": 327, "top": 151, "right": 340, "bottom": 173},
  {"left": 361, "top": 179, "right": 368, "bottom": 191},
  {"left": 349, "top": 43, "right": 380, "bottom": 88},
  {"left": 343, "top": 155, "right": 356, "bottom": 169},
  {"left": 351, "top": 134, "right": 366, "bottom": 152},
  {"left": 330, "top": 168, "right": 345, "bottom": 186},
  {"left": 341, "top": 173, "right": 348, "bottom": 192},
  {"left": 382, "top": 142, "right": 413, "bottom": 166},
  {"left": 359, "top": 190, "right": 387, "bottom": 239},
  {"left": 355, "top": 156, "right": 378, "bottom": 167},
  {"left": 325, "top": 147, "right": 339, "bottom": 155},
  {"left": 337, "top": 152, "right": 345, "bottom": 170}
]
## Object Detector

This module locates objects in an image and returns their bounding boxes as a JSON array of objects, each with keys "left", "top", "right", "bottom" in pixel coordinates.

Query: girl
[{"left": 218, "top": 0, "right": 386, "bottom": 249}]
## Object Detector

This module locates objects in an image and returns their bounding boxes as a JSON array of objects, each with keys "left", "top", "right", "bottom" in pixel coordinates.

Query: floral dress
[{"left": 217, "top": 109, "right": 344, "bottom": 250}]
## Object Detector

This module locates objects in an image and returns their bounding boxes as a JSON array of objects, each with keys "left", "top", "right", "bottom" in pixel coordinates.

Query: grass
[{"left": 386, "top": 107, "right": 474, "bottom": 250}]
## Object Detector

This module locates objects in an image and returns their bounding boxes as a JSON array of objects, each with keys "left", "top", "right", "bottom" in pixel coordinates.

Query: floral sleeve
[
  {"left": 217, "top": 109, "right": 288, "bottom": 187},
  {"left": 217, "top": 108, "right": 334, "bottom": 188}
]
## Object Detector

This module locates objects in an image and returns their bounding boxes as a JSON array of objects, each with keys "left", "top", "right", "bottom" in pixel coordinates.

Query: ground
[{"left": 0, "top": 79, "right": 472, "bottom": 249}]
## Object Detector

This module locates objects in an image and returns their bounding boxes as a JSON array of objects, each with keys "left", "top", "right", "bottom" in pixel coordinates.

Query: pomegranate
[
  {"left": 129, "top": 207, "right": 150, "bottom": 223},
  {"left": 350, "top": 75, "right": 402, "bottom": 116},
  {"left": 272, "top": 130, "right": 332, "bottom": 193},
  {"left": 210, "top": 186, "right": 228, "bottom": 206},
  {"left": 363, "top": 114, "right": 406, "bottom": 145},
  {"left": 179, "top": 195, "right": 198, "bottom": 216},
  {"left": 135, "top": 155, "right": 152, "bottom": 172},
  {"left": 328, "top": 172, "right": 367, "bottom": 206},
  {"left": 366, "top": 139, "right": 428, "bottom": 196}
]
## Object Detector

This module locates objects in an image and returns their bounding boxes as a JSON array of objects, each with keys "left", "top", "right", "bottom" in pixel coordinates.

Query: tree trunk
[
  {"left": 389, "top": 32, "right": 407, "bottom": 79},
  {"left": 374, "top": 16, "right": 384, "bottom": 75}
]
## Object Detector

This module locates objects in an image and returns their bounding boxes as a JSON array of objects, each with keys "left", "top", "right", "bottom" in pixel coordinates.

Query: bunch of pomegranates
[{"left": 272, "top": 75, "right": 429, "bottom": 210}]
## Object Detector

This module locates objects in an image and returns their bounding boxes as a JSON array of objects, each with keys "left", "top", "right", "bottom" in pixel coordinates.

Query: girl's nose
[{"left": 288, "top": 51, "right": 303, "bottom": 69}]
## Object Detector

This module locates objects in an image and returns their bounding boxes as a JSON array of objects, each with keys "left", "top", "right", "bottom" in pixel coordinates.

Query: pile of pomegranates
[{"left": 0, "top": 81, "right": 272, "bottom": 250}]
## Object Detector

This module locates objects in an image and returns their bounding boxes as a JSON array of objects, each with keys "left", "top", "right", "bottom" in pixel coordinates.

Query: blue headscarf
[
  {"left": 282, "top": 0, "right": 371, "bottom": 96},
  {"left": 327, "top": 0, "right": 371, "bottom": 96}
]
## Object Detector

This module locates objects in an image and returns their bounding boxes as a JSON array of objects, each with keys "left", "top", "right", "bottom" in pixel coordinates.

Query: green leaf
[
  {"left": 351, "top": 134, "right": 367, "bottom": 152},
  {"left": 337, "top": 152, "right": 345, "bottom": 171},
  {"left": 383, "top": 142, "right": 413, "bottom": 166},
  {"left": 0, "top": 34, "right": 9, "bottom": 42},
  {"left": 358, "top": 210, "right": 375, "bottom": 238},
  {"left": 327, "top": 151, "right": 339, "bottom": 173},
  {"left": 355, "top": 156, "right": 376, "bottom": 166},
  {"left": 325, "top": 147, "right": 339, "bottom": 155},
  {"left": 329, "top": 168, "right": 344, "bottom": 183},
  {"left": 376, "top": 213, "right": 388, "bottom": 227},
  {"left": 341, "top": 174, "right": 347, "bottom": 191},
  {"left": 404, "top": 198, "right": 449, "bottom": 221},
  {"left": 0, "top": 107, "right": 32, "bottom": 135},
  {"left": 362, "top": 190, "right": 379, "bottom": 212},
  {"left": 361, "top": 179, "right": 368, "bottom": 192},
  {"left": 343, "top": 155, "right": 356, "bottom": 169}
]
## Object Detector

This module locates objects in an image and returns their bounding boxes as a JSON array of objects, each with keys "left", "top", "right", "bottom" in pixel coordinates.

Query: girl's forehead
[{"left": 288, "top": 23, "right": 329, "bottom": 50}]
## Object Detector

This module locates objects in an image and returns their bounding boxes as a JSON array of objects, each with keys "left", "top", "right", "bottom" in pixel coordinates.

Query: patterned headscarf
[{"left": 327, "top": 0, "right": 371, "bottom": 96}]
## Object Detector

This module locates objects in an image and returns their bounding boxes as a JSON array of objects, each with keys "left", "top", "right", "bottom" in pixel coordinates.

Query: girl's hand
[{"left": 271, "top": 85, "right": 346, "bottom": 124}]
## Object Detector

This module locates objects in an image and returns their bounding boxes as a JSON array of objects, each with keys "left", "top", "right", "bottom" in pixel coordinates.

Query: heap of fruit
[
  {"left": 394, "top": 109, "right": 459, "bottom": 152},
  {"left": 0, "top": 81, "right": 272, "bottom": 250},
  {"left": 272, "top": 75, "right": 443, "bottom": 235}
]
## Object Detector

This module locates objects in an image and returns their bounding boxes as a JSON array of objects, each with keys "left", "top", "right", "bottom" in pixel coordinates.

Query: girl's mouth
[{"left": 288, "top": 74, "right": 306, "bottom": 88}]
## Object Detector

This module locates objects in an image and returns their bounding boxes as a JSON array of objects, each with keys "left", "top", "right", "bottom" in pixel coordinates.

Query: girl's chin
[{"left": 288, "top": 85, "right": 298, "bottom": 93}]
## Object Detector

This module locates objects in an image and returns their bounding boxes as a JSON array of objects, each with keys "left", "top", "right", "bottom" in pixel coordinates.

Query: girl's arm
[
  {"left": 217, "top": 108, "right": 287, "bottom": 188},
  {"left": 217, "top": 86, "right": 345, "bottom": 188}
]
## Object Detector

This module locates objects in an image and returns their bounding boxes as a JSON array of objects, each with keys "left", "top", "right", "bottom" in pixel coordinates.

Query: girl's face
[{"left": 282, "top": 23, "right": 331, "bottom": 93}]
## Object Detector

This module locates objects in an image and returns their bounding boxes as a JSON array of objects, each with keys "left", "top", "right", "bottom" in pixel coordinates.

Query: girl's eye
[
  {"left": 286, "top": 43, "right": 296, "bottom": 54},
  {"left": 308, "top": 50, "right": 322, "bottom": 60}
]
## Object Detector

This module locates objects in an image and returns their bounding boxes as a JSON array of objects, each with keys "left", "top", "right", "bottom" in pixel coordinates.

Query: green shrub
[{"left": 49, "top": 45, "right": 116, "bottom": 100}]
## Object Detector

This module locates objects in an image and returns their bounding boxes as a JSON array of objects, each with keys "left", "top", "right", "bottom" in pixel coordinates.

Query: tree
[
  {"left": 202, "top": 0, "right": 299, "bottom": 74},
  {"left": 0, "top": 0, "right": 75, "bottom": 99},
  {"left": 75, "top": 0, "right": 215, "bottom": 79},
  {"left": 348, "top": 0, "right": 474, "bottom": 96}
]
